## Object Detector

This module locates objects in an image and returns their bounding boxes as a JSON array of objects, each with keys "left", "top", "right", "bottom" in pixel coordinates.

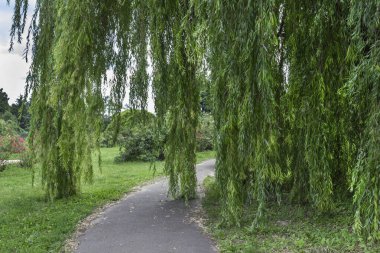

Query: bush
[
  {"left": 111, "top": 110, "right": 165, "bottom": 162},
  {"left": 10, "top": 136, "right": 26, "bottom": 154},
  {"left": 111, "top": 111, "right": 214, "bottom": 162},
  {"left": 0, "top": 119, "right": 28, "bottom": 171},
  {"left": 196, "top": 114, "right": 214, "bottom": 152},
  {"left": 0, "top": 119, "right": 15, "bottom": 171},
  {"left": 115, "top": 127, "right": 165, "bottom": 162},
  {"left": 101, "top": 110, "right": 156, "bottom": 147},
  {"left": 100, "top": 130, "right": 115, "bottom": 148},
  {"left": 0, "top": 111, "right": 17, "bottom": 122},
  {"left": 0, "top": 136, "right": 11, "bottom": 171},
  {"left": 19, "top": 149, "right": 34, "bottom": 169}
]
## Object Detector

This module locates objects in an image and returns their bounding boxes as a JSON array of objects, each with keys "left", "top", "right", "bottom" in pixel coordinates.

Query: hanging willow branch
[
  {"left": 203, "top": 0, "right": 285, "bottom": 225},
  {"left": 11, "top": 0, "right": 120, "bottom": 199},
  {"left": 150, "top": 0, "right": 200, "bottom": 200},
  {"left": 285, "top": 0, "right": 350, "bottom": 210},
  {"left": 347, "top": 0, "right": 380, "bottom": 241}
]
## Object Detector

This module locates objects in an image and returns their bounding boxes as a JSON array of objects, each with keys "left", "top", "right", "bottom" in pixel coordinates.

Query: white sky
[
  {"left": 0, "top": 1, "right": 154, "bottom": 112},
  {"left": 0, "top": 1, "right": 31, "bottom": 104}
]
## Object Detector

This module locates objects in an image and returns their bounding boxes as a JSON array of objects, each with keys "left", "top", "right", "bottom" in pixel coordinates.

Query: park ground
[
  {"left": 2, "top": 148, "right": 380, "bottom": 252},
  {"left": 202, "top": 177, "right": 380, "bottom": 253},
  {"left": 0, "top": 147, "right": 214, "bottom": 252}
]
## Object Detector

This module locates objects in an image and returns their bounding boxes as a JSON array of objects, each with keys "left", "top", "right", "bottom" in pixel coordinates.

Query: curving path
[{"left": 76, "top": 159, "right": 218, "bottom": 253}]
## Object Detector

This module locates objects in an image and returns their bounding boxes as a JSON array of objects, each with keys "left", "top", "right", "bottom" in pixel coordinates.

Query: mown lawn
[
  {"left": 202, "top": 176, "right": 380, "bottom": 253},
  {"left": 0, "top": 147, "right": 215, "bottom": 252}
]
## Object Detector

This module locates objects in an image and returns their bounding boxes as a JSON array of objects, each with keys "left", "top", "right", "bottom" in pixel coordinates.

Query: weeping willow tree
[
  {"left": 14, "top": 0, "right": 116, "bottom": 198},
  {"left": 8, "top": 0, "right": 380, "bottom": 241},
  {"left": 9, "top": 0, "right": 200, "bottom": 201},
  {"left": 346, "top": 0, "right": 380, "bottom": 240},
  {"left": 202, "top": 0, "right": 285, "bottom": 225},
  {"left": 285, "top": 0, "right": 351, "bottom": 210},
  {"left": 149, "top": 0, "right": 200, "bottom": 200}
]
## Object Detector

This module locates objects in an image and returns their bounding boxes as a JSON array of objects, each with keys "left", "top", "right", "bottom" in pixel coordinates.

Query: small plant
[{"left": 196, "top": 114, "right": 214, "bottom": 152}]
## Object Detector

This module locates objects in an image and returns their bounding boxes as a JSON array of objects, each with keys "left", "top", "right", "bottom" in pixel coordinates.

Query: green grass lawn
[
  {"left": 0, "top": 147, "right": 215, "bottom": 252},
  {"left": 202, "top": 176, "right": 380, "bottom": 253}
]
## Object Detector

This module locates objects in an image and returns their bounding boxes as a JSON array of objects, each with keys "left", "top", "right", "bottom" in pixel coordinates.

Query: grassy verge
[
  {"left": 8, "top": 153, "right": 21, "bottom": 160},
  {"left": 202, "top": 176, "right": 380, "bottom": 253},
  {"left": 0, "top": 147, "right": 215, "bottom": 252}
]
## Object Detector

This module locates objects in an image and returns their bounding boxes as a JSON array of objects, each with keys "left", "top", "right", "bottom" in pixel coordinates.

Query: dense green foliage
[
  {"left": 115, "top": 127, "right": 163, "bottom": 162},
  {"left": 8, "top": 0, "right": 379, "bottom": 240},
  {"left": 114, "top": 113, "right": 213, "bottom": 162},
  {"left": 115, "top": 120, "right": 165, "bottom": 162},
  {"left": 346, "top": 1, "right": 380, "bottom": 240},
  {"left": 0, "top": 88, "right": 10, "bottom": 114}
]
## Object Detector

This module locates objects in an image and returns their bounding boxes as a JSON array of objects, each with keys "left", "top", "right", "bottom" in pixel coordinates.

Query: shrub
[
  {"left": 0, "top": 119, "right": 13, "bottom": 171},
  {"left": 0, "top": 135, "right": 11, "bottom": 171},
  {"left": 100, "top": 130, "right": 114, "bottom": 148},
  {"left": 196, "top": 114, "right": 214, "bottom": 152},
  {"left": 10, "top": 136, "right": 26, "bottom": 153},
  {"left": 115, "top": 127, "right": 165, "bottom": 162},
  {"left": 0, "top": 119, "right": 27, "bottom": 171},
  {"left": 19, "top": 149, "right": 34, "bottom": 169},
  {"left": 102, "top": 110, "right": 164, "bottom": 162},
  {"left": 114, "top": 112, "right": 214, "bottom": 162},
  {"left": 101, "top": 110, "right": 156, "bottom": 147},
  {"left": 111, "top": 111, "right": 214, "bottom": 163}
]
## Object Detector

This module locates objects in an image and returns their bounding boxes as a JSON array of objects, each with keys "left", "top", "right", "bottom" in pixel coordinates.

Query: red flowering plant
[{"left": 10, "top": 136, "right": 26, "bottom": 153}]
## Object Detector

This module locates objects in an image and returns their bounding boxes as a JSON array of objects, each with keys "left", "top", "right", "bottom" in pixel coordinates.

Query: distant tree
[
  {"left": 101, "top": 95, "right": 117, "bottom": 131},
  {"left": 10, "top": 95, "right": 30, "bottom": 130},
  {"left": 199, "top": 75, "right": 212, "bottom": 113},
  {"left": 10, "top": 95, "right": 22, "bottom": 116},
  {"left": 0, "top": 88, "right": 10, "bottom": 114},
  {"left": 200, "top": 90, "right": 212, "bottom": 113}
]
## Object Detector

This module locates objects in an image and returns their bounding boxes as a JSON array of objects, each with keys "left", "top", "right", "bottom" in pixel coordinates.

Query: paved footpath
[{"left": 76, "top": 159, "right": 218, "bottom": 253}]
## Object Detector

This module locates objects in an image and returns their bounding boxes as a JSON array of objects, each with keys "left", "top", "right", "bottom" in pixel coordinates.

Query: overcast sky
[{"left": 0, "top": 1, "right": 35, "bottom": 104}]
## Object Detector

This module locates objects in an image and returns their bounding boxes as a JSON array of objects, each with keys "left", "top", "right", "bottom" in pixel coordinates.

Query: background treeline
[{"left": 0, "top": 88, "right": 30, "bottom": 132}]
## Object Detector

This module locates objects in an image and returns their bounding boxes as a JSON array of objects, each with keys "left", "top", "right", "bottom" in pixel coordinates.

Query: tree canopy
[{"left": 8, "top": 0, "right": 379, "bottom": 240}]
